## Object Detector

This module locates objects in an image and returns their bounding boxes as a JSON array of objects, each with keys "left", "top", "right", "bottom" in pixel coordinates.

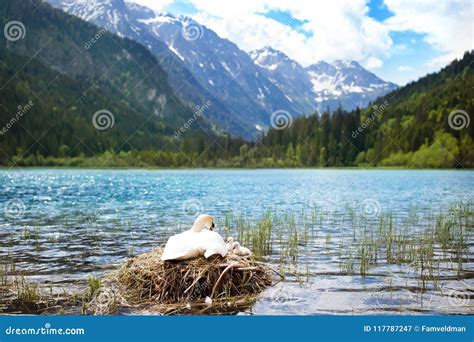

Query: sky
[{"left": 131, "top": 0, "right": 473, "bottom": 85}]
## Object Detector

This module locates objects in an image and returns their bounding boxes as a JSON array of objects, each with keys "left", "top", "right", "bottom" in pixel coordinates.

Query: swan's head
[
  {"left": 191, "top": 214, "right": 215, "bottom": 232},
  {"left": 233, "top": 242, "right": 241, "bottom": 249},
  {"left": 227, "top": 237, "right": 234, "bottom": 243}
]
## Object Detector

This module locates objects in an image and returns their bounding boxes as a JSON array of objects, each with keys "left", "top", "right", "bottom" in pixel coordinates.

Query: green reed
[
  {"left": 13, "top": 275, "right": 41, "bottom": 303},
  {"left": 223, "top": 200, "right": 472, "bottom": 288},
  {"left": 86, "top": 275, "right": 101, "bottom": 299}
]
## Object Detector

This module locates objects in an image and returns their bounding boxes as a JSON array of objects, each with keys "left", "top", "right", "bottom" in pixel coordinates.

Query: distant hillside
[
  {"left": 251, "top": 51, "right": 474, "bottom": 168},
  {"left": 0, "top": 0, "right": 243, "bottom": 165}
]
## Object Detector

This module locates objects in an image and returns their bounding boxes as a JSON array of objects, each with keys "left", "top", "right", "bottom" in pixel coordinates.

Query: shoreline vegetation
[
  {"left": 1, "top": 200, "right": 472, "bottom": 315},
  {"left": 3, "top": 143, "right": 474, "bottom": 169},
  {"left": 3, "top": 164, "right": 474, "bottom": 170}
]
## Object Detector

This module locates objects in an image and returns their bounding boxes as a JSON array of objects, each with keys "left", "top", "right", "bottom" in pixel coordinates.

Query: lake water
[{"left": 0, "top": 169, "right": 473, "bottom": 315}]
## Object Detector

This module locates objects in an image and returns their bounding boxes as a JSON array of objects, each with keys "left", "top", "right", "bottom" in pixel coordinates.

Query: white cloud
[
  {"left": 130, "top": 0, "right": 174, "bottom": 13},
  {"left": 186, "top": 0, "right": 393, "bottom": 66},
  {"left": 384, "top": 0, "right": 473, "bottom": 67},
  {"left": 365, "top": 57, "right": 384, "bottom": 69},
  {"left": 129, "top": 0, "right": 472, "bottom": 83}
]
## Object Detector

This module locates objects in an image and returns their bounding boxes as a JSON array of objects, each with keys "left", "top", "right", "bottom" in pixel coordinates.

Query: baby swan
[
  {"left": 226, "top": 237, "right": 237, "bottom": 252},
  {"left": 232, "top": 242, "right": 252, "bottom": 256}
]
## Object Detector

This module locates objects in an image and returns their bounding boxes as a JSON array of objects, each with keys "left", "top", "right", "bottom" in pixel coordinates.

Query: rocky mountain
[
  {"left": 0, "top": 0, "right": 220, "bottom": 160},
  {"left": 307, "top": 60, "right": 397, "bottom": 111},
  {"left": 250, "top": 47, "right": 320, "bottom": 114},
  {"left": 45, "top": 0, "right": 257, "bottom": 139},
  {"left": 46, "top": 0, "right": 300, "bottom": 139},
  {"left": 141, "top": 12, "right": 305, "bottom": 132},
  {"left": 46, "top": 0, "right": 398, "bottom": 139},
  {"left": 251, "top": 47, "right": 398, "bottom": 113}
]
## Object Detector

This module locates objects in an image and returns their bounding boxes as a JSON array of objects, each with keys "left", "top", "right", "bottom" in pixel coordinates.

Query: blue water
[
  {"left": 0, "top": 169, "right": 473, "bottom": 314},
  {"left": 1, "top": 169, "right": 472, "bottom": 220}
]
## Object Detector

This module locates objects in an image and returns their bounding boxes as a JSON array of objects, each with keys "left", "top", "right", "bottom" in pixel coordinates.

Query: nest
[{"left": 109, "top": 248, "right": 277, "bottom": 314}]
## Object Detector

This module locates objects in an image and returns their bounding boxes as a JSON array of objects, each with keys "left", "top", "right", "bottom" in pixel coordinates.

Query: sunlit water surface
[{"left": 0, "top": 169, "right": 473, "bottom": 315}]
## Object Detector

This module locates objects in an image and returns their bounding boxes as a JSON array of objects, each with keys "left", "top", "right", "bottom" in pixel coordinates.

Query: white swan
[
  {"left": 161, "top": 214, "right": 228, "bottom": 261},
  {"left": 232, "top": 242, "right": 252, "bottom": 256}
]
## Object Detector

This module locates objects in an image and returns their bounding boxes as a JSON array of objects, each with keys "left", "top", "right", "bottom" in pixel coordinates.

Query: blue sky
[
  {"left": 365, "top": 0, "right": 447, "bottom": 84},
  {"left": 134, "top": 0, "right": 473, "bottom": 85}
]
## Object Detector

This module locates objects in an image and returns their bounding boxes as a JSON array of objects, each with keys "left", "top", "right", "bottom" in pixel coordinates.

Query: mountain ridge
[
  {"left": 251, "top": 46, "right": 398, "bottom": 114},
  {"left": 45, "top": 0, "right": 398, "bottom": 139},
  {"left": 0, "top": 0, "right": 245, "bottom": 164}
]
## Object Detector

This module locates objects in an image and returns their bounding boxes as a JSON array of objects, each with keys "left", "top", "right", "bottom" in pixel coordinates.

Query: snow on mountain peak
[
  {"left": 250, "top": 47, "right": 295, "bottom": 71},
  {"left": 332, "top": 60, "right": 362, "bottom": 69},
  {"left": 250, "top": 47, "right": 397, "bottom": 112},
  {"left": 45, "top": 0, "right": 398, "bottom": 137}
]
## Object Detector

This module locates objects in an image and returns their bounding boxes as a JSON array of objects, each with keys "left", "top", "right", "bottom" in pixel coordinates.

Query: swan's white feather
[
  {"left": 161, "top": 231, "right": 199, "bottom": 260},
  {"left": 161, "top": 230, "right": 227, "bottom": 261},
  {"left": 199, "top": 230, "right": 227, "bottom": 258}
]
